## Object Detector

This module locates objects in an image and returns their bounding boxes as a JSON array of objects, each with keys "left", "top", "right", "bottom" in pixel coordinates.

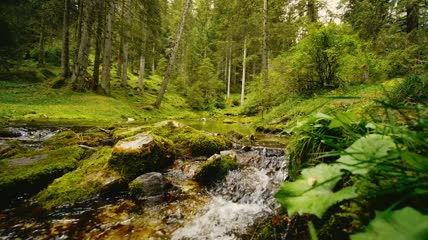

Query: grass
[
  {"left": 256, "top": 79, "right": 402, "bottom": 129},
  {"left": 0, "top": 63, "right": 200, "bottom": 124}
]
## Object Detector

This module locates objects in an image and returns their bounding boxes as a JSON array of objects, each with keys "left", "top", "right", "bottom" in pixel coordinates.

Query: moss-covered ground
[{"left": 0, "top": 145, "right": 86, "bottom": 200}]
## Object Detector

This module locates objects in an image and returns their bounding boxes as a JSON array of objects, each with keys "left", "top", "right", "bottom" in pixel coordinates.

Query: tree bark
[
  {"left": 121, "top": 0, "right": 130, "bottom": 87},
  {"left": 71, "top": 0, "right": 96, "bottom": 91},
  {"left": 138, "top": 12, "right": 147, "bottom": 92},
  {"left": 92, "top": 0, "right": 104, "bottom": 91},
  {"left": 154, "top": 0, "right": 192, "bottom": 108},
  {"left": 406, "top": 1, "right": 419, "bottom": 33},
  {"left": 61, "top": 0, "right": 70, "bottom": 78},
  {"left": 101, "top": 0, "right": 113, "bottom": 95},
  {"left": 227, "top": 47, "right": 231, "bottom": 98},
  {"left": 74, "top": 0, "right": 84, "bottom": 65},
  {"left": 262, "top": 0, "right": 269, "bottom": 87},
  {"left": 38, "top": 17, "right": 46, "bottom": 66},
  {"left": 240, "top": 37, "right": 247, "bottom": 106},
  {"left": 307, "top": 0, "right": 317, "bottom": 22}
]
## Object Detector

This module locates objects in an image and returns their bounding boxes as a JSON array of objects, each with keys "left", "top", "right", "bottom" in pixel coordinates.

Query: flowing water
[
  {"left": 0, "top": 123, "right": 288, "bottom": 239},
  {"left": 172, "top": 147, "right": 287, "bottom": 240}
]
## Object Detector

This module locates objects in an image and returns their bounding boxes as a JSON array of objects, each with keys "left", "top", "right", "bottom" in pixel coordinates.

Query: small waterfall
[{"left": 172, "top": 147, "right": 287, "bottom": 240}]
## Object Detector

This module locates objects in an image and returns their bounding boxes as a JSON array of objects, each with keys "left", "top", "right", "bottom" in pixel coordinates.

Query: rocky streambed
[{"left": 0, "top": 120, "right": 288, "bottom": 239}]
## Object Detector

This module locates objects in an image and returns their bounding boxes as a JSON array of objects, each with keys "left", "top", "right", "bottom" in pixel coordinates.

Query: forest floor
[{"left": 0, "top": 61, "right": 402, "bottom": 130}]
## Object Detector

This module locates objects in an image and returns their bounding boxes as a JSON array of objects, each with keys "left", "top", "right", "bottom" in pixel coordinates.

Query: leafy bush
[
  {"left": 388, "top": 75, "right": 428, "bottom": 105},
  {"left": 275, "top": 103, "right": 428, "bottom": 239}
]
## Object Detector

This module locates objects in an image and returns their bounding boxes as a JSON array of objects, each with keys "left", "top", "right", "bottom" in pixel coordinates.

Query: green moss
[
  {"left": 112, "top": 126, "right": 151, "bottom": 141},
  {"left": 43, "top": 128, "right": 110, "bottom": 149},
  {"left": 109, "top": 134, "right": 175, "bottom": 181},
  {"left": 35, "top": 147, "right": 122, "bottom": 209},
  {"left": 43, "top": 130, "right": 80, "bottom": 148},
  {"left": 152, "top": 121, "right": 231, "bottom": 157},
  {"left": 0, "top": 140, "right": 25, "bottom": 160},
  {"left": 194, "top": 155, "right": 239, "bottom": 185},
  {"left": 0, "top": 145, "right": 85, "bottom": 199},
  {"left": 128, "top": 180, "right": 145, "bottom": 197}
]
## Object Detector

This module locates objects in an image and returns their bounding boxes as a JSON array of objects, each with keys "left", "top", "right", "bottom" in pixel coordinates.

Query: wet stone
[{"left": 129, "top": 172, "right": 172, "bottom": 199}]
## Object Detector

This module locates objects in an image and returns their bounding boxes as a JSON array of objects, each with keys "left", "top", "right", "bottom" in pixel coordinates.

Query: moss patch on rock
[
  {"left": 0, "top": 145, "right": 86, "bottom": 200},
  {"left": 35, "top": 147, "right": 122, "bottom": 209},
  {"left": 194, "top": 154, "right": 239, "bottom": 185},
  {"left": 112, "top": 126, "right": 151, "bottom": 141},
  {"left": 43, "top": 128, "right": 111, "bottom": 149},
  {"left": 152, "top": 120, "right": 231, "bottom": 157},
  {"left": 109, "top": 134, "right": 175, "bottom": 181}
]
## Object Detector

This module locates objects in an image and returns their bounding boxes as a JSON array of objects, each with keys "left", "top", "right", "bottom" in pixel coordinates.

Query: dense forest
[{"left": 0, "top": 0, "right": 427, "bottom": 239}]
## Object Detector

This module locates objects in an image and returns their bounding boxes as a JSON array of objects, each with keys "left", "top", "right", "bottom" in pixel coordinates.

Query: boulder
[
  {"left": 128, "top": 172, "right": 171, "bottom": 199},
  {"left": 194, "top": 154, "right": 239, "bottom": 185},
  {"left": 0, "top": 145, "right": 86, "bottom": 202},
  {"left": 35, "top": 147, "right": 122, "bottom": 209},
  {"left": 109, "top": 133, "right": 175, "bottom": 181},
  {"left": 152, "top": 121, "right": 231, "bottom": 157}
]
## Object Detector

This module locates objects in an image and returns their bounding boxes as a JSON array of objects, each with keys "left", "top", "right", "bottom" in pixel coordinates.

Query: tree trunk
[
  {"left": 38, "top": 17, "right": 46, "bottom": 66},
  {"left": 101, "top": 0, "right": 113, "bottom": 95},
  {"left": 152, "top": 46, "right": 156, "bottom": 73},
  {"left": 92, "top": 0, "right": 104, "bottom": 91},
  {"left": 406, "top": 1, "right": 419, "bottom": 33},
  {"left": 307, "top": 0, "right": 317, "bottom": 22},
  {"left": 71, "top": 0, "right": 96, "bottom": 91},
  {"left": 240, "top": 37, "right": 247, "bottom": 106},
  {"left": 227, "top": 47, "right": 231, "bottom": 98},
  {"left": 121, "top": 0, "right": 130, "bottom": 87},
  {"left": 154, "top": 0, "right": 192, "bottom": 108},
  {"left": 116, "top": 0, "right": 126, "bottom": 78},
  {"left": 74, "top": 0, "right": 84, "bottom": 64},
  {"left": 262, "top": 0, "right": 269, "bottom": 87},
  {"left": 138, "top": 12, "right": 147, "bottom": 92},
  {"left": 61, "top": 0, "right": 70, "bottom": 78}
]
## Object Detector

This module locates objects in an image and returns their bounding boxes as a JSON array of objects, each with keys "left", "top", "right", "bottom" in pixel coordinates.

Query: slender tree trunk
[
  {"left": 121, "top": 0, "right": 130, "bottom": 87},
  {"left": 38, "top": 17, "right": 46, "bottom": 66},
  {"left": 224, "top": 53, "right": 228, "bottom": 87},
  {"left": 92, "top": 0, "right": 104, "bottom": 91},
  {"left": 152, "top": 46, "right": 156, "bottom": 73},
  {"left": 61, "top": 0, "right": 70, "bottom": 78},
  {"left": 116, "top": 0, "right": 126, "bottom": 78},
  {"left": 240, "top": 37, "right": 247, "bottom": 106},
  {"left": 71, "top": 0, "right": 96, "bottom": 91},
  {"left": 138, "top": 12, "right": 147, "bottom": 92},
  {"left": 406, "top": 1, "right": 419, "bottom": 33},
  {"left": 227, "top": 47, "right": 231, "bottom": 98},
  {"left": 74, "top": 0, "right": 84, "bottom": 64},
  {"left": 155, "top": 0, "right": 192, "bottom": 108},
  {"left": 262, "top": 0, "right": 269, "bottom": 87},
  {"left": 101, "top": 0, "right": 113, "bottom": 95},
  {"left": 307, "top": 0, "right": 317, "bottom": 22}
]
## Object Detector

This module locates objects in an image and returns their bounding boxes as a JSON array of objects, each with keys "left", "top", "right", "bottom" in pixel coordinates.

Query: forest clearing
[{"left": 0, "top": 0, "right": 427, "bottom": 239}]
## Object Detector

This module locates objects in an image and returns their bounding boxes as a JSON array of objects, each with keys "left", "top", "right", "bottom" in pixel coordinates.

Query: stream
[{"left": 0, "top": 121, "right": 288, "bottom": 240}]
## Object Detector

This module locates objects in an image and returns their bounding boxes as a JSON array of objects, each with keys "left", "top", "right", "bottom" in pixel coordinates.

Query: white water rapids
[{"left": 172, "top": 147, "right": 288, "bottom": 240}]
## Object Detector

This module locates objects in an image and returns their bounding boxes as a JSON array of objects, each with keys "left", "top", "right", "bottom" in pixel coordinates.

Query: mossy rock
[
  {"left": 43, "top": 128, "right": 111, "bottom": 149},
  {"left": 109, "top": 133, "right": 175, "bottom": 181},
  {"left": 0, "top": 140, "right": 25, "bottom": 160},
  {"left": 194, "top": 154, "right": 239, "bottom": 185},
  {"left": 35, "top": 147, "right": 122, "bottom": 209},
  {"left": 128, "top": 172, "right": 170, "bottom": 199},
  {"left": 112, "top": 126, "right": 151, "bottom": 141},
  {"left": 0, "top": 145, "right": 86, "bottom": 201},
  {"left": 152, "top": 120, "right": 231, "bottom": 157}
]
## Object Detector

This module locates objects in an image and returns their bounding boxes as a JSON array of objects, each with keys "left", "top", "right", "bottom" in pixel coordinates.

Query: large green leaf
[
  {"left": 352, "top": 207, "right": 428, "bottom": 240},
  {"left": 337, "top": 134, "right": 396, "bottom": 175},
  {"left": 275, "top": 164, "right": 357, "bottom": 218}
]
